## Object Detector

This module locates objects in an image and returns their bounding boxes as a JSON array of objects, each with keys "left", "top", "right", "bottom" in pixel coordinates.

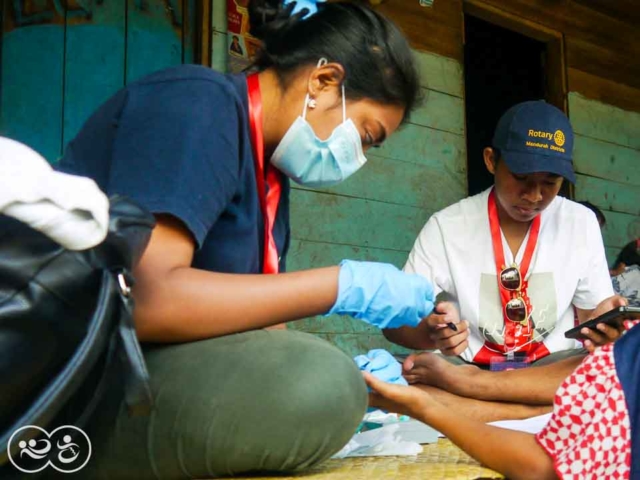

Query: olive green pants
[{"left": 50, "top": 329, "right": 367, "bottom": 479}]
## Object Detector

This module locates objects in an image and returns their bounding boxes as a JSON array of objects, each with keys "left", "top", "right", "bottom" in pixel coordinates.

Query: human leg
[{"left": 73, "top": 329, "right": 367, "bottom": 479}]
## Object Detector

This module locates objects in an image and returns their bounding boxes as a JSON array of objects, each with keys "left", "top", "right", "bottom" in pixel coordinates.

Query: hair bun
[{"left": 248, "top": 0, "right": 305, "bottom": 40}]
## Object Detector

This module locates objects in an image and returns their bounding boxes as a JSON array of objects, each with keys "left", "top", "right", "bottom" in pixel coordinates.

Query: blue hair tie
[{"left": 283, "top": 0, "right": 326, "bottom": 19}]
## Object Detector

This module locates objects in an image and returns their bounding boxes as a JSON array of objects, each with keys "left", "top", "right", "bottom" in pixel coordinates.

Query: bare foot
[{"left": 403, "top": 352, "right": 481, "bottom": 397}]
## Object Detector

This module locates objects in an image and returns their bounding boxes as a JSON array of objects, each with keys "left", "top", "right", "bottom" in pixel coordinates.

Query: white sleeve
[
  {"left": 572, "top": 212, "right": 615, "bottom": 309},
  {"left": 403, "top": 215, "right": 452, "bottom": 297}
]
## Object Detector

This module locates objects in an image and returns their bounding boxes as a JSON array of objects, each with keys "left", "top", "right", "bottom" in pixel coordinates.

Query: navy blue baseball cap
[{"left": 492, "top": 100, "right": 575, "bottom": 183}]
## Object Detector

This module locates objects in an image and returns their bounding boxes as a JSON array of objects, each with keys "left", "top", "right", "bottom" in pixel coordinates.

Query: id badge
[{"left": 490, "top": 356, "right": 531, "bottom": 371}]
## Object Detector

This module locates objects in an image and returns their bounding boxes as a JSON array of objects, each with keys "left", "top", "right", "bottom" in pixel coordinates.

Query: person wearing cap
[{"left": 384, "top": 101, "right": 625, "bottom": 379}]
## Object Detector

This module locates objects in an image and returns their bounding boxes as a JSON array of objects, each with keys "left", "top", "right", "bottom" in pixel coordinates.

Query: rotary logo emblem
[{"left": 553, "top": 130, "right": 565, "bottom": 147}]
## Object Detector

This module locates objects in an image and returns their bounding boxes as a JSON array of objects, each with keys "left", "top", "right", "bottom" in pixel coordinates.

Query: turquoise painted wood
[
  {"left": 289, "top": 189, "right": 430, "bottom": 252},
  {"left": 287, "top": 239, "right": 409, "bottom": 271},
  {"left": 575, "top": 174, "right": 640, "bottom": 217},
  {"left": 1, "top": 21, "right": 64, "bottom": 161},
  {"left": 296, "top": 153, "right": 466, "bottom": 210},
  {"left": 286, "top": 239, "right": 411, "bottom": 337},
  {"left": 63, "top": 3, "right": 126, "bottom": 150},
  {"left": 601, "top": 210, "right": 640, "bottom": 250},
  {"left": 569, "top": 93, "right": 640, "bottom": 150},
  {"left": 413, "top": 50, "right": 464, "bottom": 97},
  {"left": 375, "top": 123, "right": 467, "bottom": 174},
  {"left": 126, "top": 0, "right": 184, "bottom": 83},
  {"left": 571, "top": 92, "right": 640, "bottom": 276},
  {"left": 573, "top": 135, "right": 640, "bottom": 187},
  {"left": 409, "top": 88, "right": 465, "bottom": 135},
  {"left": 183, "top": 0, "right": 196, "bottom": 64},
  {"left": 3, "top": 1, "right": 196, "bottom": 163}
]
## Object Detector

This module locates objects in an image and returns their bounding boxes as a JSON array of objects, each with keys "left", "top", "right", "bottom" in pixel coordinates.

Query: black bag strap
[
  {"left": 114, "top": 270, "right": 154, "bottom": 417},
  {"left": 0, "top": 269, "right": 153, "bottom": 464}
]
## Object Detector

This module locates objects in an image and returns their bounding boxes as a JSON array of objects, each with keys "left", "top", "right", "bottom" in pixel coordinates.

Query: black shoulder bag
[{"left": 0, "top": 195, "right": 155, "bottom": 467}]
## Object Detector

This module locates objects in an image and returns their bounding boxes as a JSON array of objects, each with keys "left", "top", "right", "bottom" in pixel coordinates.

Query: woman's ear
[
  {"left": 307, "top": 62, "right": 346, "bottom": 99},
  {"left": 483, "top": 147, "right": 497, "bottom": 175}
]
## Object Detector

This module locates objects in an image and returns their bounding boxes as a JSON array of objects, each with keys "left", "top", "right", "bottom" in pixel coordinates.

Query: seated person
[
  {"left": 613, "top": 264, "right": 640, "bottom": 307},
  {"left": 366, "top": 320, "right": 640, "bottom": 480},
  {"left": 385, "top": 101, "right": 620, "bottom": 370},
  {"left": 611, "top": 238, "right": 640, "bottom": 276}
]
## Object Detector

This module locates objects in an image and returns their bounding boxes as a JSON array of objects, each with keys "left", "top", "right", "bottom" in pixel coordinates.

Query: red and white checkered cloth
[{"left": 536, "top": 343, "right": 631, "bottom": 479}]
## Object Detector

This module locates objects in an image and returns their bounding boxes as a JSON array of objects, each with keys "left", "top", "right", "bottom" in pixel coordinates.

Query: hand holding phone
[{"left": 564, "top": 306, "right": 640, "bottom": 340}]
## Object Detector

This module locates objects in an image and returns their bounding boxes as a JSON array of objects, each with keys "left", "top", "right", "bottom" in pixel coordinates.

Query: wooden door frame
[
  {"left": 462, "top": 0, "right": 573, "bottom": 197},
  {"left": 199, "top": 0, "right": 212, "bottom": 67}
]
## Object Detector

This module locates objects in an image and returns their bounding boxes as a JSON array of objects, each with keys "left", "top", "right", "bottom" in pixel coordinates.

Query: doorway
[{"left": 463, "top": 8, "right": 567, "bottom": 196}]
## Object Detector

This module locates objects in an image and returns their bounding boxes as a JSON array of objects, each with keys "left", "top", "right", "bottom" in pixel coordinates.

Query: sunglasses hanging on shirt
[{"left": 488, "top": 190, "right": 541, "bottom": 355}]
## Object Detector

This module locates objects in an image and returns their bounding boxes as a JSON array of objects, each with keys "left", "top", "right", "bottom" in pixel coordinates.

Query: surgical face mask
[{"left": 270, "top": 61, "right": 368, "bottom": 188}]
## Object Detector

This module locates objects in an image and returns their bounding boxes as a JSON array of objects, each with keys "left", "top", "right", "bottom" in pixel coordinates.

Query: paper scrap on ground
[
  {"left": 332, "top": 423, "right": 423, "bottom": 459},
  {"left": 487, "top": 412, "right": 552, "bottom": 434},
  {"left": 435, "top": 412, "right": 552, "bottom": 438},
  {"left": 394, "top": 419, "right": 440, "bottom": 444}
]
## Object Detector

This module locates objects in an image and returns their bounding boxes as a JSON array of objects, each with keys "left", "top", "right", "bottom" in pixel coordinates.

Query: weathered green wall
[
  {"left": 287, "top": 50, "right": 468, "bottom": 357},
  {"left": 570, "top": 93, "right": 640, "bottom": 266},
  {"left": 1, "top": 0, "right": 195, "bottom": 163}
]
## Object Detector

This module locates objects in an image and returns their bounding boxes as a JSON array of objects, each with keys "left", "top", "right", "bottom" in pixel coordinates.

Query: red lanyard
[
  {"left": 247, "top": 73, "right": 282, "bottom": 274},
  {"left": 488, "top": 189, "right": 541, "bottom": 352}
]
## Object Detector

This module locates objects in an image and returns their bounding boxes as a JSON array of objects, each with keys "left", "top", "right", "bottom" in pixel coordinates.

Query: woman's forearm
[
  {"left": 420, "top": 403, "right": 557, "bottom": 480},
  {"left": 134, "top": 266, "right": 340, "bottom": 342}
]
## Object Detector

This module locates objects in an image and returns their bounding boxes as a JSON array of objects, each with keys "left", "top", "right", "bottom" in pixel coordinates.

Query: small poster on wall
[{"left": 226, "top": 0, "right": 261, "bottom": 73}]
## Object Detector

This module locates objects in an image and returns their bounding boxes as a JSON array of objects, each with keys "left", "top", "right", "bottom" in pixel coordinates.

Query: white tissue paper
[{"left": 332, "top": 423, "right": 423, "bottom": 459}]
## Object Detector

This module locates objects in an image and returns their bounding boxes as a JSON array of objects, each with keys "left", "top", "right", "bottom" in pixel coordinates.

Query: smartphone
[{"left": 565, "top": 306, "right": 640, "bottom": 340}]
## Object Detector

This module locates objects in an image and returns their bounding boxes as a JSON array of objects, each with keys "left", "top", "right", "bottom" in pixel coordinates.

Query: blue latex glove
[
  {"left": 328, "top": 260, "right": 435, "bottom": 329},
  {"left": 283, "top": 0, "right": 326, "bottom": 18},
  {"left": 354, "top": 349, "right": 408, "bottom": 386}
]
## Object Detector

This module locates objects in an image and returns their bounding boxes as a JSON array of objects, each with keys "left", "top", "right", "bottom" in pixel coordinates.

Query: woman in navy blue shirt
[{"left": 58, "top": 0, "right": 440, "bottom": 477}]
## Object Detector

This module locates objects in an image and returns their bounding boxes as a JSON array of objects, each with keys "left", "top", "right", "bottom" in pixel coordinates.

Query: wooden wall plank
[
  {"left": 375, "top": 123, "right": 467, "bottom": 175},
  {"left": 473, "top": 0, "right": 637, "bottom": 63},
  {"left": 295, "top": 154, "right": 466, "bottom": 210},
  {"left": 602, "top": 210, "right": 640, "bottom": 251},
  {"left": 410, "top": 88, "right": 465, "bottom": 135},
  {"left": 2, "top": 11, "right": 64, "bottom": 162},
  {"left": 575, "top": 175, "right": 640, "bottom": 218},
  {"left": 573, "top": 135, "right": 640, "bottom": 188},
  {"left": 569, "top": 93, "right": 640, "bottom": 150},
  {"left": 286, "top": 239, "right": 410, "bottom": 337},
  {"left": 373, "top": 0, "right": 463, "bottom": 61},
  {"left": 289, "top": 189, "right": 429, "bottom": 252},
  {"left": 565, "top": 35, "right": 640, "bottom": 93},
  {"left": 126, "top": 0, "right": 183, "bottom": 83},
  {"left": 63, "top": 2, "right": 126, "bottom": 150},
  {"left": 568, "top": 68, "right": 640, "bottom": 115},
  {"left": 413, "top": 49, "right": 464, "bottom": 97},
  {"left": 182, "top": 0, "right": 196, "bottom": 63},
  {"left": 573, "top": 0, "right": 640, "bottom": 26},
  {"left": 287, "top": 239, "right": 409, "bottom": 271}
]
